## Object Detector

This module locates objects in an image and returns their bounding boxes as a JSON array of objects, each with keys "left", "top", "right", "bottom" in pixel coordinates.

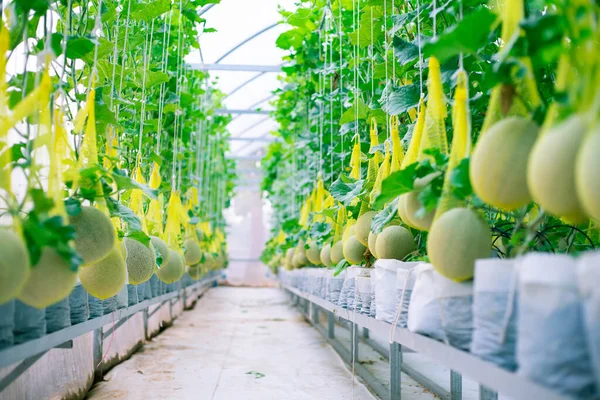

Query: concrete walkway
[{"left": 87, "top": 287, "right": 377, "bottom": 400}]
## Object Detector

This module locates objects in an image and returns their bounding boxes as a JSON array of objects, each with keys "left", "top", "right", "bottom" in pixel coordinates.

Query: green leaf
[
  {"left": 449, "top": 158, "right": 473, "bottom": 200},
  {"left": 339, "top": 97, "right": 369, "bottom": 125},
  {"left": 333, "top": 259, "right": 349, "bottom": 277},
  {"left": 111, "top": 169, "right": 159, "bottom": 199},
  {"left": 423, "top": 7, "right": 497, "bottom": 63},
  {"left": 134, "top": 68, "right": 170, "bottom": 89},
  {"left": 276, "top": 28, "right": 306, "bottom": 50},
  {"left": 393, "top": 37, "right": 419, "bottom": 66},
  {"left": 65, "top": 198, "right": 82, "bottom": 216},
  {"left": 130, "top": 0, "right": 171, "bottom": 21},
  {"left": 330, "top": 177, "right": 364, "bottom": 206},
  {"left": 105, "top": 196, "right": 143, "bottom": 233},
  {"left": 384, "top": 84, "right": 420, "bottom": 115},
  {"left": 30, "top": 189, "right": 55, "bottom": 215},
  {"left": 373, "top": 163, "right": 417, "bottom": 209},
  {"left": 65, "top": 36, "right": 96, "bottom": 59},
  {"left": 371, "top": 201, "right": 399, "bottom": 234},
  {"left": 125, "top": 230, "right": 152, "bottom": 248}
]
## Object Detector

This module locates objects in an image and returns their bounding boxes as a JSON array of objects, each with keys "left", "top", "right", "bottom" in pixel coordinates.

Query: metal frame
[
  {"left": 224, "top": 72, "right": 267, "bottom": 99},
  {"left": 283, "top": 284, "right": 568, "bottom": 400},
  {"left": 227, "top": 137, "right": 275, "bottom": 142},
  {"left": 0, "top": 274, "right": 221, "bottom": 371},
  {"left": 215, "top": 108, "right": 271, "bottom": 115},
  {"left": 189, "top": 63, "right": 282, "bottom": 73},
  {"left": 215, "top": 23, "right": 279, "bottom": 64}
]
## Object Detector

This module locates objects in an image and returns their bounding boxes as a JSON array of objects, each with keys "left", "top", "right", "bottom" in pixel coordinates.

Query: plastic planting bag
[
  {"left": 0, "top": 301, "right": 15, "bottom": 349},
  {"left": 374, "top": 259, "right": 419, "bottom": 323},
  {"left": 517, "top": 253, "right": 596, "bottom": 398},
  {"left": 327, "top": 270, "right": 346, "bottom": 304},
  {"left": 150, "top": 275, "right": 160, "bottom": 297},
  {"left": 144, "top": 281, "right": 152, "bottom": 300},
  {"left": 102, "top": 296, "right": 118, "bottom": 314},
  {"left": 369, "top": 275, "right": 377, "bottom": 318},
  {"left": 127, "top": 284, "right": 139, "bottom": 306},
  {"left": 88, "top": 294, "right": 103, "bottom": 318},
  {"left": 14, "top": 301, "right": 46, "bottom": 344},
  {"left": 69, "top": 283, "right": 89, "bottom": 325},
  {"left": 340, "top": 267, "right": 370, "bottom": 310},
  {"left": 46, "top": 298, "right": 71, "bottom": 333},
  {"left": 471, "top": 259, "right": 518, "bottom": 371},
  {"left": 434, "top": 273, "right": 474, "bottom": 351},
  {"left": 578, "top": 251, "right": 600, "bottom": 390},
  {"left": 394, "top": 263, "right": 419, "bottom": 328},
  {"left": 356, "top": 276, "right": 372, "bottom": 315},
  {"left": 407, "top": 264, "right": 445, "bottom": 342}
]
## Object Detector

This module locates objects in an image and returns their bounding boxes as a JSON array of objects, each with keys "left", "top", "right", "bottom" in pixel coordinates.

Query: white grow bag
[
  {"left": 339, "top": 266, "right": 370, "bottom": 310},
  {"left": 578, "top": 250, "right": 600, "bottom": 390},
  {"left": 327, "top": 270, "right": 346, "bottom": 304},
  {"left": 407, "top": 264, "right": 445, "bottom": 342},
  {"left": 374, "top": 259, "right": 419, "bottom": 323},
  {"left": 434, "top": 272, "right": 474, "bottom": 351},
  {"left": 517, "top": 253, "right": 596, "bottom": 398},
  {"left": 356, "top": 276, "right": 373, "bottom": 315}
]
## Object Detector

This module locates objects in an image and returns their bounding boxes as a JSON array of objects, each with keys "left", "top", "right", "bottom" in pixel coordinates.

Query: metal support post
[
  {"left": 390, "top": 342, "right": 402, "bottom": 400},
  {"left": 327, "top": 311, "right": 335, "bottom": 339},
  {"left": 92, "top": 328, "right": 103, "bottom": 382},
  {"left": 479, "top": 386, "right": 498, "bottom": 400},
  {"left": 351, "top": 323, "right": 359, "bottom": 363},
  {"left": 363, "top": 327, "right": 369, "bottom": 339},
  {"left": 303, "top": 298, "right": 309, "bottom": 314},
  {"left": 143, "top": 308, "right": 149, "bottom": 340},
  {"left": 451, "top": 370, "right": 462, "bottom": 400},
  {"left": 312, "top": 303, "right": 319, "bottom": 325}
]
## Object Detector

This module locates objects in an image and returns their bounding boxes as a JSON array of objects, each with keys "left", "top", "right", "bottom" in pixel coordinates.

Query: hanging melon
[
  {"left": 79, "top": 247, "right": 127, "bottom": 300},
  {"left": 124, "top": 238, "right": 155, "bottom": 284},
  {"left": 151, "top": 236, "right": 171, "bottom": 267},
  {"left": 285, "top": 248, "right": 295, "bottom": 270},
  {"left": 69, "top": 206, "right": 115, "bottom": 264},
  {"left": 184, "top": 237, "right": 202, "bottom": 265},
  {"left": 471, "top": 117, "right": 540, "bottom": 210},
  {"left": 343, "top": 235, "right": 366, "bottom": 265},
  {"left": 367, "top": 231, "right": 378, "bottom": 259},
  {"left": 398, "top": 173, "right": 441, "bottom": 231},
  {"left": 157, "top": 249, "right": 185, "bottom": 284},
  {"left": 330, "top": 241, "right": 344, "bottom": 265},
  {"left": 427, "top": 208, "right": 491, "bottom": 281},
  {"left": 576, "top": 129, "right": 600, "bottom": 222},
  {"left": 0, "top": 229, "right": 30, "bottom": 304},
  {"left": 320, "top": 243, "right": 333, "bottom": 267},
  {"left": 528, "top": 114, "right": 588, "bottom": 223},
  {"left": 306, "top": 241, "right": 322, "bottom": 265},
  {"left": 375, "top": 226, "right": 416, "bottom": 261},
  {"left": 355, "top": 211, "right": 376, "bottom": 246}
]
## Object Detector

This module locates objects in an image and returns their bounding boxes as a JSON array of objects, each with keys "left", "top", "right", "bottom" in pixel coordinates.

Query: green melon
[
  {"left": 576, "top": 129, "right": 600, "bottom": 222},
  {"left": 157, "top": 249, "right": 185, "bottom": 284},
  {"left": 368, "top": 231, "right": 378, "bottom": 259},
  {"left": 427, "top": 208, "right": 491, "bottom": 281},
  {"left": 285, "top": 248, "right": 295, "bottom": 270},
  {"left": 355, "top": 211, "right": 376, "bottom": 246},
  {"left": 69, "top": 206, "right": 115, "bottom": 264},
  {"left": 342, "top": 223, "right": 356, "bottom": 244},
  {"left": 150, "top": 236, "right": 170, "bottom": 267},
  {"left": 397, "top": 196, "right": 419, "bottom": 229},
  {"left": 306, "top": 241, "right": 322, "bottom": 265},
  {"left": 0, "top": 229, "right": 30, "bottom": 304},
  {"left": 124, "top": 238, "right": 155, "bottom": 284},
  {"left": 375, "top": 225, "right": 416, "bottom": 261},
  {"left": 330, "top": 241, "right": 344, "bottom": 265},
  {"left": 320, "top": 243, "right": 333, "bottom": 267},
  {"left": 343, "top": 235, "right": 367, "bottom": 265},
  {"left": 528, "top": 114, "right": 588, "bottom": 223},
  {"left": 18, "top": 248, "right": 78, "bottom": 308},
  {"left": 187, "top": 264, "right": 203, "bottom": 280},
  {"left": 79, "top": 247, "right": 127, "bottom": 300},
  {"left": 183, "top": 238, "right": 202, "bottom": 265},
  {"left": 471, "top": 117, "right": 540, "bottom": 210}
]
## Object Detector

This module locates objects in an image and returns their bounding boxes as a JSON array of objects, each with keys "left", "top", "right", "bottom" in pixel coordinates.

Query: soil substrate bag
[
  {"left": 150, "top": 275, "right": 160, "bottom": 297},
  {"left": 374, "top": 260, "right": 419, "bottom": 323},
  {"left": 434, "top": 272, "right": 474, "bottom": 351},
  {"left": 88, "top": 293, "right": 104, "bottom": 318},
  {"left": 518, "top": 253, "right": 596, "bottom": 398},
  {"left": 394, "top": 264, "right": 418, "bottom": 328},
  {"left": 69, "top": 283, "right": 89, "bottom": 324},
  {"left": 0, "top": 300, "right": 15, "bottom": 349},
  {"left": 46, "top": 298, "right": 71, "bottom": 333},
  {"left": 14, "top": 301, "right": 46, "bottom": 344},
  {"left": 327, "top": 270, "right": 345, "bottom": 304},
  {"left": 127, "top": 284, "right": 139, "bottom": 306},
  {"left": 116, "top": 285, "right": 128, "bottom": 309},
  {"left": 407, "top": 264, "right": 445, "bottom": 342},
  {"left": 471, "top": 259, "right": 518, "bottom": 371},
  {"left": 102, "top": 296, "right": 118, "bottom": 314},
  {"left": 369, "top": 275, "right": 376, "bottom": 318},
  {"left": 578, "top": 251, "right": 600, "bottom": 392},
  {"left": 356, "top": 276, "right": 372, "bottom": 315}
]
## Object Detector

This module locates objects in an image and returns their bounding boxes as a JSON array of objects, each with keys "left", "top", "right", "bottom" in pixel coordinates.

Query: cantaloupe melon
[
  {"left": 183, "top": 238, "right": 202, "bottom": 265},
  {"left": 18, "top": 248, "right": 78, "bottom": 308},
  {"left": 576, "top": 129, "right": 600, "bottom": 222},
  {"left": 471, "top": 117, "right": 540, "bottom": 210},
  {"left": 151, "top": 236, "right": 170, "bottom": 267},
  {"left": 367, "top": 231, "right": 378, "bottom": 259},
  {"left": 119, "top": 240, "right": 127, "bottom": 259},
  {"left": 343, "top": 235, "right": 366, "bottom": 265},
  {"left": 375, "top": 225, "right": 416, "bottom": 260},
  {"left": 355, "top": 211, "right": 376, "bottom": 246},
  {"left": 399, "top": 173, "right": 440, "bottom": 231},
  {"left": 330, "top": 241, "right": 344, "bottom": 265},
  {"left": 79, "top": 247, "right": 127, "bottom": 299},
  {"left": 124, "top": 238, "right": 155, "bottom": 284},
  {"left": 188, "top": 264, "right": 203, "bottom": 280},
  {"left": 295, "top": 240, "right": 308, "bottom": 267},
  {"left": 528, "top": 115, "right": 588, "bottom": 223},
  {"left": 342, "top": 223, "right": 356, "bottom": 244},
  {"left": 306, "top": 241, "right": 322, "bottom": 265},
  {"left": 0, "top": 229, "right": 30, "bottom": 304},
  {"left": 397, "top": 196, "right": 419, "bottom": 229},
  {"left": 320, "top": 243, "right": 333, "bottom": 267},
  {"left": 156, "top": 249, "right": 184, "bottom": 283},
  {"left": 427, "top": 208, "right": 491, "bottom": 281},
  {"left": 285, "top": 248, "right": 295, "bottom": 270},
  {"left": 69, "top": 206, "right": 115, "bottom": 264}
]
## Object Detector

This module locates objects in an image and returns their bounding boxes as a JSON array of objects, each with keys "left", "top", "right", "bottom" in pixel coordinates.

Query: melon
[
  {"left": 330, "top": 241, "right": 344, "bottom": 265},
  {"left": 204, "top": 253, "right": 216, "bottom": 270},
  {"left": 471, "top": 117, "right": 540, "bottom": 210},
  {"left": 151, "top": 236, "right": 171, "bottom": 267},
  {"left": 285, "top": 248, "right": 295, "bottom": 270},
  {"left": 576, "top": 129, "right": 600, "bottom": 222},
  {"left": 156, "top": 249, "right": 185, "bottom": 283},
  {"left": 342, "top": 222, "right": 356, "bottom": 244},
  {"left": 124, "top": 238, "right": 155, "bottom": 284},
  {"left": 355, "top": 211, "right": 376, "bottom": 246},
  {"left": 79, "top": 247, "right": 127, "bottom": 299},
  {"left": 528, "top": 114, "right": 588, "bottom": 223},
  {"left": 375, "top": 225, "right": 416, "bottom": 261},
  {"left": 343, "top": 235, "right": 367, "bottom": 265},
  {"left": 0, "top": 229, "right": 30, "bottom": 304},
  {"left": 320, "top": 243, "right": 333, "bottom": 267},
  {"left": 18, "top": 248, "right": 78, "bottom": 308},
  {"left": 188, "top": 264, "right": 203, "bottom": 280},
  {"left": 183, "top": 238, "right": 202, "bottom": 265},
  {"left": 367, "top": 231, "right": 378, "bottom": 259},
  {"left": 427, "top": 208, "right": 491, "bottom": 281},
  {"left": 69, "top": 206, "right": 115, "bottom": 264},
  {"left": 306, "top": 241, "right": 322, "bottom": 265},
  {"left": 397, "top": 196, "right": 419, "bottom": 229},
  {"left": 119, "top": 240, "right": 127, "bottom": 259},
  {"left": 295, "top": 240, "right": 308, "bottom": 267}
]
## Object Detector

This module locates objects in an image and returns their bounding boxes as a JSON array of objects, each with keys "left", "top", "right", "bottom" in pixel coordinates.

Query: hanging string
[
  {"left": 384, "top": 0, "right": 389, "bottom": 141},
  {"left": 329, "top": 17, "right": 334, "bottom": 186},
  {"left": 433, "top": 0, "right": 437, "bottom": 38},
  {"left": 109, "top": 4, "right": 120, "bottom": 112},
  {"left": 157, "top": 7, "right": 173, "bottom": 153},
  {"left": 137, "top": 20, "right": 153, "bottom": 157},
  {"left": 458, "top": 0, "right": 464, "bottom": 71},
  {"left": 338, "top": 0, "right": 344, "bottom": 172},
  {"left": 171, "top": 0, "right": 184, "bottom": 188},
  {"left": 417, "top": 0, "right": 424, "bottom": 99},
  {"left": 318, "top": 29, "right": 324, "bottom": 176}
]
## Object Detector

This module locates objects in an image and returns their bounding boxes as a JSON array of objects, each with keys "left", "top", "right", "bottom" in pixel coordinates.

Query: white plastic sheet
[
  {"left": 578, "top": 250, "right": 600, "bottom": 391},
  {"left": 434, "top": 272, "right": 474, "bottom": 351},
  {"left": 407, "top": 264, "right": 445, "bottom": 342},
  {"left": 374, "top": 260, "right": 419, "bottom": 323}
]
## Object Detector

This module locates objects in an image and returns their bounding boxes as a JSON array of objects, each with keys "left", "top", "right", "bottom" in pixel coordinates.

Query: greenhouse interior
[{"left": 0, "top": 0, "right": 600, "bottom": 399}]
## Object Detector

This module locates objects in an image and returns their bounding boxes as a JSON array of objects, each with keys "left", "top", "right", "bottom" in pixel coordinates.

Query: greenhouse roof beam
[
  {"left": 215, "top": 108, "right": 271, "bottom": 115},
  {"left": 223, "top": 72, "right": 267, "bottom": 99},
  {"left": 189, "top": 64, "right": 282, "bottom": 73},
  {"left": 227, "top": 137, "right": 275, "bottom": 142},
  {"left": 199, "top": 4, "right": 216, "bottom": 16},
  {"left": 215, "top": 23, "right": 279, "bottom": 64},
  {"left": 231, "top": 116, "right": 270, "bottom": 134}
]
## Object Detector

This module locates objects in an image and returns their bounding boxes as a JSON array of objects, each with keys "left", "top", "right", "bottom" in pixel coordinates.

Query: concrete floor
[{"left": 86, "top": 287, "right": 377, "bottom": 400}]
